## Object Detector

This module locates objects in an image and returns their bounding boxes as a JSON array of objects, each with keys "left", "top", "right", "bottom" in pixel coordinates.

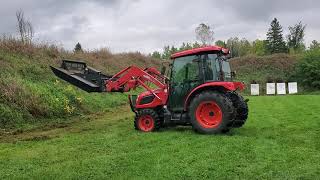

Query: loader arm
[
  {"left": 106, "top": 66, "right": 167, "bottom": 102},
  {"left": 51, "top": 60, "right": 167, "bottom": 102}
]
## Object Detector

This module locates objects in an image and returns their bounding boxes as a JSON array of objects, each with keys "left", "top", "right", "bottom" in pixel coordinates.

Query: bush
[
  {"left": 0, "top": 103, "right": 24, "bottom": 128},
  {"left": 295, "top": 49, "right": 320, "bottom": 90}
]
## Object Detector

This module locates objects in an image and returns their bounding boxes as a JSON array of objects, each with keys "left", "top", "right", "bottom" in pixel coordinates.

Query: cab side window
[
  {"left": 203, "top": 54, "right": 219, "bottom": 81},
  {"left": 172, "top": 55, "right": 199, "bottom": 84},
  {"left": 186, "top": 59, "right": 199, "bottom": 81}
]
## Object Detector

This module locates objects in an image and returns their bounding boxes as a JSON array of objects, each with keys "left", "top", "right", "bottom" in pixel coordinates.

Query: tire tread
[
  {"left": 189, "top": 91, "right": 235, "bottom": 134},
  {"left": 134, "top": 109, "right": 161, "bottom": 132}
]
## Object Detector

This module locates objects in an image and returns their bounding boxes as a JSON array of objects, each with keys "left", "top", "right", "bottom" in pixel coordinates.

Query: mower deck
[{"left": 50, "top": 60, "right": 112, "bottom": 92}]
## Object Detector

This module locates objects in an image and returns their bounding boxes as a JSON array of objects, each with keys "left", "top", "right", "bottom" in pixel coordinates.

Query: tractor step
[{"left": 50, "top": 60, "right": 112, "bottom": 92}]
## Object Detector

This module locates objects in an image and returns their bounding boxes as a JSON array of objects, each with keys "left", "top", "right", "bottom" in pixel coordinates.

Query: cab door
[{"left": 169, "top": 55, "right": 200, "bottom": 112}]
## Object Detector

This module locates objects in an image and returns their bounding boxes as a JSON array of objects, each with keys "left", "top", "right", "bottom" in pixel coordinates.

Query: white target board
[
  {"left": 277, "top": 83, "right": 286, "bottom": 95},
  {"left": 266, "top": 83, "right": 276, "bottom": 95},
  {"left": 288, "top": 82, "right": 298, "bottom": 94},
  {"left": 251, "top": 84, "right": 259, "bottom": 96}
]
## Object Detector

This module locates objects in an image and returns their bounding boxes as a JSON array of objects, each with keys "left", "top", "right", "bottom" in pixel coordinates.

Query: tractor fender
[{"left": 183, "top": 82, "right": 245, "bottom": 111}]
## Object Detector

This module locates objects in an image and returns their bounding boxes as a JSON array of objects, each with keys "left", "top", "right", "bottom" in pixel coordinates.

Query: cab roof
[{"left": 170, "top": 45, "right": 229, "bottom": 59}]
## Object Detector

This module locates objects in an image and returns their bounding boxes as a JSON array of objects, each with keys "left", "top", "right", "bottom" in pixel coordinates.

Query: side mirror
[{"left": 231, "top": 71, "right": 236, "bottom": 79}]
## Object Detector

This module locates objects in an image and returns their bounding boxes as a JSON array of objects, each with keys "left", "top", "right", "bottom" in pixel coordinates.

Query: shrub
[
  {"left": 0, "top": 103, "right": 24, "bottom": 128},
  {"left": 294, "top": 49, "right": 320, "bottom": 90}
]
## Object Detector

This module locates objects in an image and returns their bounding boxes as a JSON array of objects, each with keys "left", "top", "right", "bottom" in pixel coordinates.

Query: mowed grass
[{"left": 0, "top": 95, "right": 319, "bottom": 179}]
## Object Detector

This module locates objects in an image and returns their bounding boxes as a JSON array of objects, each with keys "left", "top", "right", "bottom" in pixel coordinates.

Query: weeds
[{"left": 0, "top": 37, "right": 159, "bottom": 128}]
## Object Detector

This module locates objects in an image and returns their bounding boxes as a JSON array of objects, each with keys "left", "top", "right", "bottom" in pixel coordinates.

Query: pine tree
[
  {"left": 74, "top": 42, "right": 83, "bottom": 53},
  {"left": 266, "top": 18, "right": 287, "bottom": 54}
]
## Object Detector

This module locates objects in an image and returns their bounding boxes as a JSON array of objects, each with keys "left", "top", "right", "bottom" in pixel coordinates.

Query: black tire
[
  {"left": 134, "top": 109, "right": 161, "bottom": 132},
  {"left": 226, "top": 91, "right": 249, "bottom": 128},
  {"left": 189, "top": 91, "right": 235, "bottom": 134}
]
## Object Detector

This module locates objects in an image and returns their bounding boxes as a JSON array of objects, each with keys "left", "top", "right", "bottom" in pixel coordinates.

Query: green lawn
[{"left": 0, "top": 95, "right": 319, "bottom": 179}]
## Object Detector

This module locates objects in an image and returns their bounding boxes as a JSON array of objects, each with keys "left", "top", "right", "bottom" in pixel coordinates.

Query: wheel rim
[
  {"left": 195, "top": 101, "right": 222, "bottom": 128},
  {"left": 138, "top": 115, "right": 155, "bottom": 132}
]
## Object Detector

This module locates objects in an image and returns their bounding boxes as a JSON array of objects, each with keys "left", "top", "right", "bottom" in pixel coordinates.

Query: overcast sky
[{"left": 1, "top": 0, "right": 319, "bottom": 53}]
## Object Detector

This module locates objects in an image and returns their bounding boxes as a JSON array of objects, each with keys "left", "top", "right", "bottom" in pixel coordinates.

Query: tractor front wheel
[
  {"left": 134, "top": 109, "right": 161, "bottom": 132},
  {"left": 189, "top": 91, "right": 234, "bottom": 134}
]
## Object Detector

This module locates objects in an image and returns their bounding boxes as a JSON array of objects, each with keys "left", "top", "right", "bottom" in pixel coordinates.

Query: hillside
[
  {"left": 230, "top": 54, "right": 298, "bottom": 93},
  {"left": 0, "top": 39, "right": 160, "bottom": 129}
]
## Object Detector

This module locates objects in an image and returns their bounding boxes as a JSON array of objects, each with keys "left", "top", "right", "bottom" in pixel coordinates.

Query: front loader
[{"left": 51, "top": 46, "right": 248, "bottom": 134}]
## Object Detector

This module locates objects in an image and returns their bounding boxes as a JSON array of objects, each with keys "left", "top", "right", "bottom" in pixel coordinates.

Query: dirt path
[{"left": 0, "top": 105, "right": 134, "bottom": 143}]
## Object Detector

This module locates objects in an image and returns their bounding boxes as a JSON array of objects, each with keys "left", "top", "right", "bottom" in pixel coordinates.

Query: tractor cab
[{"left": 168, "top": 46, "right": 236, "bottom": 112}]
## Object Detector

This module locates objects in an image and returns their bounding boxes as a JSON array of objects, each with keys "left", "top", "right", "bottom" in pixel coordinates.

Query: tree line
[
  {"left": 150, "top": 18, "right": 320, "bottom": 59},
  {"left": 13, "top": 9, "right": 320, "bottom": 60}
]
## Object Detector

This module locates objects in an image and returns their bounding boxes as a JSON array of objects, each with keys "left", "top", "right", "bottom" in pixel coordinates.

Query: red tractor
[{"left": 51, "top": 46, "right": 248, "bottom": 134}]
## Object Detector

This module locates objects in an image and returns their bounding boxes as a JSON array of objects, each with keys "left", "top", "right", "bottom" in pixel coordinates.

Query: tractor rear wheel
[
  {"left": 226, "top": 91, "right": 249, "bottom": 128},
  {"left": 134, "top": 109, "right": 161, "bottom": 132},
  {"left": 189, "top": 91, "right": 235, "bottom": 134}
]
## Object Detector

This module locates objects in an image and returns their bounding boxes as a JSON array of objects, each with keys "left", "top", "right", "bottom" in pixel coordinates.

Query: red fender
[{"left": 183, "top": 82, "right": 245, "bottom": 111}]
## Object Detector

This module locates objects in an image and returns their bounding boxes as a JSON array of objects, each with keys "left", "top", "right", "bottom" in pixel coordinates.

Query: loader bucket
[{"left": 50, "top": 60, "right": 112, "bottom": 92}]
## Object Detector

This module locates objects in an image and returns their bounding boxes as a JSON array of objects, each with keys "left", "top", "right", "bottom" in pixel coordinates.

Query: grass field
[{"left": 0, "top": 95, "right": 319, "bottom": 179}]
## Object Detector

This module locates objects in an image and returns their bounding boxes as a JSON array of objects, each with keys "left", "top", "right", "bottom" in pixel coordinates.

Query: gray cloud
[
  {"left": 0, "top": 0, "right": 319, "bottom": 53},
  {"left": 225, "top": 0, "right": 320, "bottom": 21}
]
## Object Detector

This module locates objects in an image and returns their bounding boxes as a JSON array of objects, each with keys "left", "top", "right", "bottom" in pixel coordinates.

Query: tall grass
[{"left": 0, "top": 37, "right": 160, "bottom": 129}]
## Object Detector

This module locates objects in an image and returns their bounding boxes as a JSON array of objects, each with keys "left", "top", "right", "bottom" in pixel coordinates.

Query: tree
[
  {"left": 295, "top": 49, "right": 320, "bottom": 89},
  {"left": 252, "top": 39, "right": 267, "bottom": 56},
  {"left": 161, "top": 45, "right": 171, "bottom": 59},
  {"left": 239, "top": 38, "right": 252, "bottom": 57},
  {"left": 226, "top": 37, "right": 240, "bottom": 57},
  {"left": 179, "top": 42, "right": 193, "bottom": 51},
  {"left": 179, "top": 42, "right": 186, "bottom": 51},
  {"left": 170, "top": 46, "right": 178, "bottom": 54},
  {"left": 183, "top": 42, "right": 193, "bottom": 50},
  {"left": 195, "top": 23, "right": 214, "bottom": 45},
  {"left": 16, "top": 9, "right": 34, "bottom": 44},
  {"left": 309, "top": 40, "right": 320, "bottom": 50},
  {"left": 287, "top": 21, "right": 306, "bottom": 53},
  {"left": 215, "top": 40, "right": 226, "bottom": 47},
  {"left": 74, "top": 42, "right": 83, "bottom": 53},
  {"left": 192, "top": 42, "right": 201, "bottom": 48},
  {"left": 151, "top": 51, "right": 161, "bottom": 59},
  {"left": 266, "top": 18, "right": 287, "bottom": 54}
]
